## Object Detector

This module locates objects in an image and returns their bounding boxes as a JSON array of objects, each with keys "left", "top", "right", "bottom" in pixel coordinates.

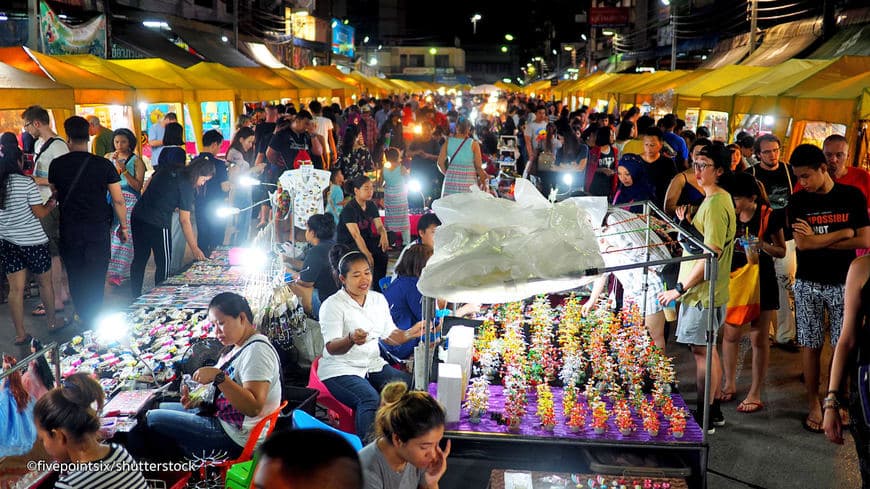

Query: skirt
[
  {"left": 384, "top": 184, "right": 410, "bottom": 233},
  {"left": 107, "top": 190, "right": 137, "bottom": 280}
]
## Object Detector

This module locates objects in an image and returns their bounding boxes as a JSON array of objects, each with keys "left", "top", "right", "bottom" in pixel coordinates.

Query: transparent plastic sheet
[{"left": 418, "top": 180, "right": 606, "bottom": 303}]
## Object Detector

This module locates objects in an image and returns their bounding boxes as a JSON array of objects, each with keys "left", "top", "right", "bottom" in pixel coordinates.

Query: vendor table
[{"left": 488, "top": 469, "right": 689, "bottom": 489}]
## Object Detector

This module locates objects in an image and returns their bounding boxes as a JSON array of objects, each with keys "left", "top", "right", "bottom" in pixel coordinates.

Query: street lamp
[
  {"left": 429, "top": 47, "right": 438, "bottom": 55},
  {"left": 504, "top": 33, "right": 514, "bottom": 41},
  {"left": 471, "top": 14, "right": 482, "bottom": 34},
  {"left": 363, "top": 36, "right": 370, "bottom": 43},
  {"left": 500, "top": 46, "right": 508, "bottom": 53}
]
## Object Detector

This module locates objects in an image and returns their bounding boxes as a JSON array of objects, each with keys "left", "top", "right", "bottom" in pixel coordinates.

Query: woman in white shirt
[{"left": 318, "top": 245, "right": 424, "bottom": 442}]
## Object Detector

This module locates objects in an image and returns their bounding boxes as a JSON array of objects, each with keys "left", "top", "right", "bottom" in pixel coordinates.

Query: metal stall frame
[{"left": 417, "top": 201, "right": 719, "bottom": 488}]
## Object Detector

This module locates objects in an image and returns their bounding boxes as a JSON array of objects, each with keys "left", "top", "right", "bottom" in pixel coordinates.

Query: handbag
[{"left": 725, "top": 206, "right": 770, "bottom": 325}]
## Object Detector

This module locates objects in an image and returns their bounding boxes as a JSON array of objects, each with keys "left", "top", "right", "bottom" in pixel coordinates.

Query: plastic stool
[
  {"left": 307, "top": 357, "right": 356, "bottom": 434},
  {"left": 292, "top": 409, "right": 363, "bottom": 450},
  {"left": 224, "top": 455, "right": 255, "bottom": 489}
]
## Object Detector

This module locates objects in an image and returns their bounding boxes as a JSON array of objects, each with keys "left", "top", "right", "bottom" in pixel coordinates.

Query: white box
[
  {"left": 437, "top": 363, "right": 464, "bottom": 423},
  {"left": 446, "top": 326, "right": 475, "bottom": 382}
]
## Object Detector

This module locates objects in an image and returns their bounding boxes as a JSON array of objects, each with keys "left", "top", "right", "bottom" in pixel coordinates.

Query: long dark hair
[
  {"left": 163, "top": 122, "right": 185, "bottom": 146},
  {"left": 181, "top": 156, "right": 215, "bottom": 186},
  {"left": 208, "top": 292, "right": 254, "bottom": 324},
  {"left": 342, "top": 124, "right": 360, "bottom": 157},
  {"left": 0, "top": 154, "right": 24, "bottom": 210},
  {"left": 375, "top": 382, "right": 445, "bottom": 444},
  {"left": 229, "top": 126, "right": 255, "bottom": 157},
  {"left": 329, "top": 243, "right": 371, "bottom": 287}
]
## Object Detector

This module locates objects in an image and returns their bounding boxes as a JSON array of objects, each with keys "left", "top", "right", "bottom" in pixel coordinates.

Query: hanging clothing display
[{"left": 278, "top": 165, "right": 331, "bottom": 229}]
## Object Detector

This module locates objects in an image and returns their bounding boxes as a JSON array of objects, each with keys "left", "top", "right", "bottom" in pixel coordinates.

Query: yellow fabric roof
[
  {"left": 674, "top": 65, "right": 768, "bottom": 114},
  {"left": 267, "top": 68, "right": 334, "bottom": 99},
  {"left": 364, "top": 74, "right": 402, "bottom": 95},
  {"left": 297, "top": 68, "right": 358, "bottom": 99},
  {"left": 0, "top": 47, "right": 135, "bottom": 106},
  {"left": 568, "top": 73, "right": 616, "bottom": 98},
  {"left": 186, "top": 62, "right": 287, "bottom": 102},
  {"left": 736, "top": 56, "right": 870, "bottom": 116},
  {"left": 110, "top": 58, "right": 235, "bottom": 102},
  {"left": 791, "top": 71, "right": 870, "bottom": 125},
  {"left": 741, "top": 18, "right": 822, "bottom": 67},
  {"left": 226, "top": 66, "right": 300, "bottom": 100},
  {"left": 585, "top": 73, "right": 638, "bottom": 102},
  {"left": 700, "top": 59, "right": 829, "bottom": 113},
  {"left": 632, "top": 70, "right": 711, "bottom": 107},
  {"left": 342, "top": 72, "right": 386, "bottom": 96},
  {"left": 56, "top": 54, "right": 184, "bottom": 104},
  {"left": 0, "top": 61, "right": 75, "bottom": 110},
  {"left": 617, "top": 71, "right": 693, "bottom": 106}
]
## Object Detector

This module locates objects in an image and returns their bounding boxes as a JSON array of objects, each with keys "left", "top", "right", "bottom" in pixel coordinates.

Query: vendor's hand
[
  {"left": 180, "top": 384, "right": 192, "bottom": 409},
  {"left": 379, "top": 233, "right": 390, "bottom": 252},
  {"left": 675, "top": 205, "right": 689, "bottom": 222},
  {"left": 792, "top": 218, "right": 813, "bottom": 236},
  {"left": 423, "top": 439, "right": 451, "bottom": 487},
  {"left": 407, "top": 321, "right": 425, "bottom": 339},
  {"left": 192, "top": 247, "right": 207, "bottom": 261},
  {"left": 350, "top": 328, "right": 369, "bottom": 345},
  {"left": 824, "top": 408, "right": 844, "bottom": 445},
  {"left": 658, "top": 289, "right": 682, "bottom": 305},
  {"left": 193, "top": 367, "right": 221, "bottom": 385},
  {"left": 581, "top": 300, "right": 594, "bottom": 316}
]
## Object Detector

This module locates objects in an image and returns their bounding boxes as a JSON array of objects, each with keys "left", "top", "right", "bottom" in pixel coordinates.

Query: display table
[
  {"left": 428, "top": 384, "right": 702, "bottom": 444},
  {"left": 488, "top": 469, "right": 689, "bottom": 489}
]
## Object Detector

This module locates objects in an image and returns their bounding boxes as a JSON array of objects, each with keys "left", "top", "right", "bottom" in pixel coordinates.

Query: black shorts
[
  {"left": 0, "top": 240, "right": 52, "bottom": 275},
  {"left": 760, "top": 261, "right": 779, "bottom": 311}
]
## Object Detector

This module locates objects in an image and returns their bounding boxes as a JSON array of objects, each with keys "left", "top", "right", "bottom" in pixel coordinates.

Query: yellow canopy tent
[
  {"left": 585, "top": 73, "right": 639, "bottom": 111},
  {"left": 224, "top": 66, "right": 300, "bottom": 101},
  {"left": 186, "top": 62, "right": 287, "bottom": 104},
  {"left": 700, "top": 59, "right": 830, "bottom": 139},
  {"left": 310, "top": 66, "right": 386, "bottom": 97},
  {"left": 0, "top": 61, "right": 75, "bottom": 136},
  {"left": 343, "top": 72, "right": 388, "bottom": 97},
  {"left": 57, "top": 54, "right": 184, "bottom": 107},
  {"left": 733, "top": 56, "right": 870, "bottom": 118},
  {"left": 571, "top": 73, "right": 621, "bottom": 109},
  {"left": 386, "top": 79, "right": 418, "bottom": 94},
  {"left": 265, "top": 68, "right": 334, "bottom": 100},
  {"left": 614, "top": 71, "right": 690, "bottom": 112},
  {"left": 673, "top": 65, "right": 768, "bottom": 117},
  {"left": 297, "top": 68, "right": 358, "bottom": 104},
  {"left": 631, "top": 70, "right": 711, "bottom": 115},
  {"left": 495, "top": 80, "right": 522, "bottom": 93},
  {"left": 365, "top": 74, "right": 403, "bottom": 96},
  {"left": 786, "top": 71, "right": 870, "bottom": 168},
  {"left": 111, "top": 58, "right": 236, "bottom": 151}
]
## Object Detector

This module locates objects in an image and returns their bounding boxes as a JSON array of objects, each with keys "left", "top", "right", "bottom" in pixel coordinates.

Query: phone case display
[
  {"left": 162, "top": 263, "right": 245, "bottom": 286},
  {"left": 130, "top": 285, "right": 246, "bottom": 309},
  {"left": 435, "top": 296, "right": 701, "bottom": 443},
  {"left": 491, "top": 470, "right": 688, "bottom": 489}
]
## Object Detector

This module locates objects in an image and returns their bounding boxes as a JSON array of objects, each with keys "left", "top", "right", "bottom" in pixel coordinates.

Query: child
[
  {"left": 383, "top": 148, "right": 411, "bottom": 246},
  {"left": 34, "top": 373, "right": 147, "bottom": 488},
  {"left": 327, "top": 168, "right": 346, "bottom": 224}
]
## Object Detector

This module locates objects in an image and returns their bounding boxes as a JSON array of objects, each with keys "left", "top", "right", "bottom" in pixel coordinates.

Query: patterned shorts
[
  {"left": 0, "top": 240, "right": 52, "bottom": 275},
  {"left": 793, "top": 279, "right": 844, "bottom": 349}
]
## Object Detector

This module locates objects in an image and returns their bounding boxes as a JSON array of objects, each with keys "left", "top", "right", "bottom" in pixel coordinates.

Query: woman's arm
[
  {"left": 436, "top": 143, "right": 448, "bottom": 175},
  {"left": 179, "top": 209, "right": 207, "bottom": 260},
  {"left": 216, "top": 378, "right": 270, "bottom": 418},
  {"left": 471, "top": 142, "right": 488, "bottom": 187},
  {"left": 129, "top": 155, "right": 146, "bottom": 193},
  {"left": 30, "top": 198, "right": 57, "bottom": 219},
  {"left": 824, "top": 256, "right": 870, "bottom": 444},
  {"left": 372, "top": 212, "right": 390, "bottom": 251},
  {"left": 383, "top": 321, "right": 424, "bottom": 346},
  {"left": 664, "top": 172, "right": 686, "bottom": 217},
  {"left": 761, "top": 228, "right": 786, "bottom": 258},
  {"left": 345, "top": 222, "right": 373, "bottom": 261}
]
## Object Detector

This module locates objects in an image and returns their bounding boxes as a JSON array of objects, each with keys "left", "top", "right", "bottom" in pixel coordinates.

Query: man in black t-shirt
[
  {"left": 193, "top": 130, "right": 229, "bottom": 257},
  {"left": 749, "top": 134, "right": 798, "bottom": 348},
  {"left": 254, "top": 105, "right": 279, "bottom": 167},
  {"left": 267, "top": 111, "right": 315, "bottom": 176},
  {"left": 640, "top": 128, "right": 678, "bottom": 209},
  {"left": 788, "top": 144, "right": 870, "bottom": 433},
  {"left": 48, "top": 116, "right": 126, "bottom": 329}
]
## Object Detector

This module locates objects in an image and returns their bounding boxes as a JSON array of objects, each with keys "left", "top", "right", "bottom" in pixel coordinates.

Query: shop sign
[
  {"left": 403, "top": 67, "right": 435, "bottom": 75},
  {"left": 331, "top": 19, "right": 355, "bottom": 58},
  {"left": 590, "top": 7, "right": 630, "bottom": 26}
]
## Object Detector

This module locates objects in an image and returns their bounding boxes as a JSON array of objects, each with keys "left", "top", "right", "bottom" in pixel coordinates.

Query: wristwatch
[
  {"left": 212, "top": 371, "right": 226, "bottom": 387},
  {"left": 675, "top": 282, "right": 686, "bottom": 295}
]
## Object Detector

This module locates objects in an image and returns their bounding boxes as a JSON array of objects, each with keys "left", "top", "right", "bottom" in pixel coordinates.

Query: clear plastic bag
[{"left": 419, "top": 179, "right": 606, "bottom": 303}]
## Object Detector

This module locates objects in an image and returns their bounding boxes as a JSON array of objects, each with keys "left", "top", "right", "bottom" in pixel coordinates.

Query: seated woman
[
  {"left": 382, "top": 244, "right": 433, "bottom": 360},
  {"left": 132, "top": 292, "right": 281, "bottom": 460},
  {"left": 35, "top": 373, "right": 147, "bottom": 488},
  {"left": 359, "top": 382, "right": 450, "bottom": 489},
  {"left": 289, "top": 214, "right": 339, "bottom": 319},
  {"left": 318, "top": 245, "right": 424, "bottom": 442}
]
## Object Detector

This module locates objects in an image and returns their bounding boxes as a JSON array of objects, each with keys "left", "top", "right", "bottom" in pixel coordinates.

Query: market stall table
[{"left": 488, "top": 469, "right": 689, "bottom": 489}]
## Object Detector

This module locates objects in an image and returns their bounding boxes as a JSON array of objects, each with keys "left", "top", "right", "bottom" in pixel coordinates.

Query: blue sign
[{"left": 331, "top": 19, "right": 355, "bottom": 58}]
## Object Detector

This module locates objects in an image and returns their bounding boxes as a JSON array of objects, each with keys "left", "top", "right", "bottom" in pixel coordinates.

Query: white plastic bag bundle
[{"left": 418, "top": 179, "right": 606, "bottom": 303}]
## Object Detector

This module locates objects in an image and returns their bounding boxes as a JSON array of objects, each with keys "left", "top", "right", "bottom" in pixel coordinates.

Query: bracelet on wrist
[{"left": 827, "top": 390, "right": 840, "bottom": 396}]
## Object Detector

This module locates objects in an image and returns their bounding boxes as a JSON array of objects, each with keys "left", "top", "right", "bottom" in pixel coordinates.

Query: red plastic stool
[{"left": 308, "top": 357, "right": 356, "bottom": 434}]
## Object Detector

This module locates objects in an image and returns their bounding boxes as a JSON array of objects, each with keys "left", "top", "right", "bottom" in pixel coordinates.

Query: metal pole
[
  {"left": 27, "top": 0, "right": 39, "bottom": 51},
  {"left": 233, "top": 0, "right": 240, "bottom": 50},
  {"left": 702, "top": 251, "right": 717, "bottom": 443},
  {"left": 670, "top": 14, "right": 677, "bottom": 71},
  {"left": 421, "top": 296, "right": 436, "bottom": 390},
  {"left": 749, "top": 0, "right": 758, "bottom": 55},
  {"left": 103, "top": 0, "right": 113, "bottom": 58}
]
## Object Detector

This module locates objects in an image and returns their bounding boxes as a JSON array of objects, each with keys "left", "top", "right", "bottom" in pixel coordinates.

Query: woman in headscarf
[{"left": 613, "top": 154, "right": 656, "bottom": 213}]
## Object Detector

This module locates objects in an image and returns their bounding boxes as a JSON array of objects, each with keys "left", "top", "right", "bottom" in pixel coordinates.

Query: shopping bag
[
  {"left": 725, "top": 263, "right": 761, "bottom": 325},
  {"left": 0, "top": 383, "right": 37, "bottom": 457}
]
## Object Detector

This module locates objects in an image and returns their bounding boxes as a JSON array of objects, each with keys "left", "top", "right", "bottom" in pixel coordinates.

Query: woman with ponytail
[
  {"left": 359, "top": 382, "right": 450, "bottom": 489},
  {"left": 34, "top": 372, "right": 147, "bottom": 488}
]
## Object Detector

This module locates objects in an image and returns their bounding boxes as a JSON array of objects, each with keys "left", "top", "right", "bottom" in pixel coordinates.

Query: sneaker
[
  {"left": 711, "top": 404, "right": 726, "bottom": 427},
  {"left": 691, "top": 409, "right": 717, "bottom": 435}
]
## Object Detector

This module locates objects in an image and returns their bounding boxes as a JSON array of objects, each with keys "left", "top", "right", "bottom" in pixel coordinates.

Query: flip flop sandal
[
  {"left": 737, "top": 400, "right": 765, "bottom": 413},
  {"left": 718, "top": 391, "right": 737, "bottom": 403},
  {"left": 13, "top": 334, "right": 33, "bottom": 346},
  {"left": 802, "top": 416, "right": 824, "bottom": 433},
  {"left": 31, "top": 304, "right": 47, "bottom": 316}
]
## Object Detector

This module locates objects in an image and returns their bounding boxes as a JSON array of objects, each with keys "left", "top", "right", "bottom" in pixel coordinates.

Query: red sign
[{"left": 590, "top": 7, "right": 630, "bottom": 26}]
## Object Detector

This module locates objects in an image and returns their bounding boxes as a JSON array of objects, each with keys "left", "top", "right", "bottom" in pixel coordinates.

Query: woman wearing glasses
[{"left": 658, "top": 143, "right": 736, "bottom": 432}]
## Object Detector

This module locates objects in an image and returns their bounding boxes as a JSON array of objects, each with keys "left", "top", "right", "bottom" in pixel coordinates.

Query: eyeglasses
[
  {"left": 760, "top": 147, "right": 781, "bottom": 156},
  {"left": 23, "top": 121, "right": 33, "bottom": 129},
  {"left": 693, "top": 162, "right": 713, "bottom": 171}
]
